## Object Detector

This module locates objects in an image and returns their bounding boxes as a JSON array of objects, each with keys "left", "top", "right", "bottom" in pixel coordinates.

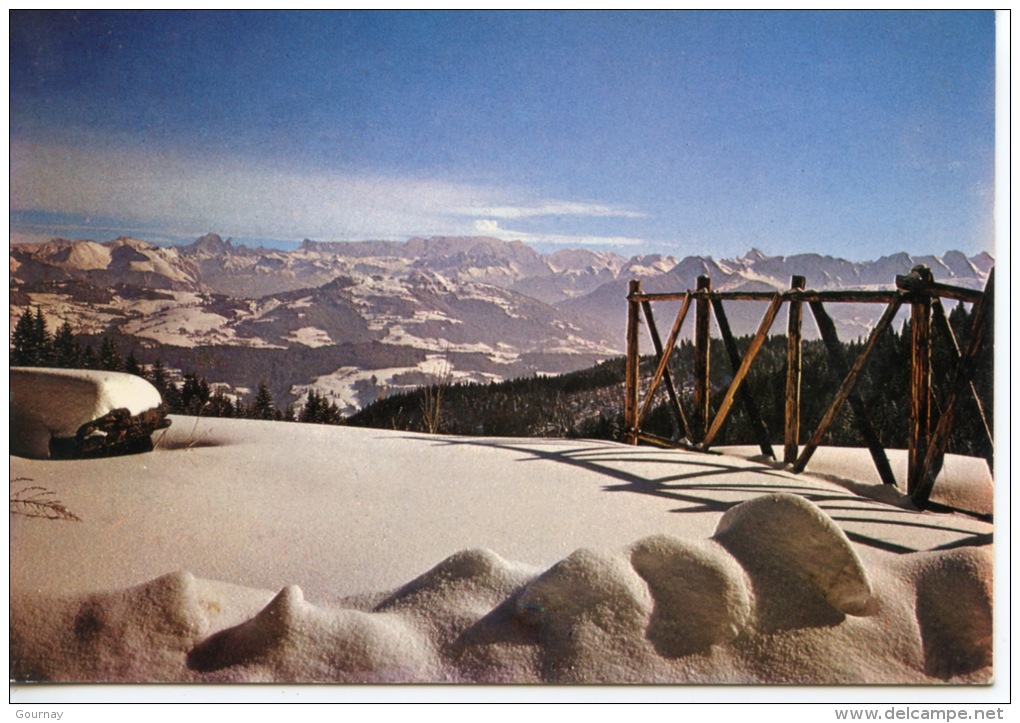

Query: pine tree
[
  {"left": 79, "top": 344, "right": 99, "bottom": 370},
  {"left": 180, "top": 373, "right": 211, "bottom": 415},
  {"left": 299, "top": 389, "right": 343, "bottom": 425},
  {"left": 123, "top": 350, "right": 144, "bottom": 377},
  {"left": 299, "top": 389, "right": 322, "bottom": 423},
  {"left": 148, "top": 359, "right": 170, "bottom": 393},
  {"left": 32, "top": 309, "right": 53, "bottom": 366},
  {"left": 148, "top": 359, "right": 181, "bottom": 411},
  {"left": 10, "top": 310, "right": 38, "bottom": 366},
  {"left": 206, "top": 390, "right": 235, "bottom": 418},
  {"left": 251, "top": 381, "right": 276, "bottom": 420},
  {"left": 98, "top": 336, "right": 122, "bottom": 371},
  {"left": 10, "top": 307, "right": 56, "bottom": 366},
  {"left": 52, "top": 321, "right": 81, "bottom": 368}
]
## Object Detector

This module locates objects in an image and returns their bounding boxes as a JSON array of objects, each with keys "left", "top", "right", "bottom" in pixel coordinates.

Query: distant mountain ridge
[
  {"left": 9, "top": 234, "right": 992, "bottom": 413},
  {"left": 12, "top": 233, "right": 990, "bottom": 298}
]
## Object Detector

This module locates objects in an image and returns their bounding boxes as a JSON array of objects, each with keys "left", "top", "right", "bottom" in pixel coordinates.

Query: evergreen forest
[{"left": 11, "top": 304, "right": 993, "bottom": 463}]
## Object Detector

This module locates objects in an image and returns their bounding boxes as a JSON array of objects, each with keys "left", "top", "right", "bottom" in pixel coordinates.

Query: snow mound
[
  {"left": 10, "top": 367, "right": 164, "bottom": 459},
  {"left": 10, "top": 493, "right": 992, "bottom": 684},
  {"left": 11, "top": 571, "right": 208, "bottom": 682},
  {"left": 907, "top": 547, "right": 994, "bottom": 679},
  {"left": 7, "top": 526, "right": 991, "bottom": 681},
  {"left": 187, "top": 584, "right": 437, "bottom": 683},
  {"left": 514, "top": 548, "right": 655, "bottom": 682},
  {"left": 713, "top": 492, "right": 873, "bottom": 616},
  {"left": 630, "top": 535, "right": 752, "bottom": 656},
  {"left": 377, "top": 547, "right": 537, "bottom": 621}
]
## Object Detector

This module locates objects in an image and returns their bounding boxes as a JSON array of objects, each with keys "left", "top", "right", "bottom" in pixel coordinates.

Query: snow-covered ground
[{"left": 9, "top": 413, "right": 1002, "bottom": 697}]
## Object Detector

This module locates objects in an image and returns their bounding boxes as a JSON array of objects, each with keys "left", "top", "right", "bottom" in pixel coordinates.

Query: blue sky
[{"left": 9, "top": 11, "right": 998, "bottom": 260}]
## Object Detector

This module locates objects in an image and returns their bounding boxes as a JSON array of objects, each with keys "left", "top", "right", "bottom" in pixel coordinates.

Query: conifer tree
[
  {"left": 148, "top": 359, "right": 171, "bottom": 393},
  {"left": 300, "top": 389, "right": 323, "bottom": 423},
  {"left": 206, "top": 390, "right": 235, "bottom": 418},
  {"left": 123, "top": 350, "right": 144, "bottom": 377},
  {"left": 52, "top": 321, "right": 81, "bottom": 368},
  {"left": 251, "top": 381, "right": 276, "bottom": 420},
  {"left": 180, "top": 373, "right": 211, "bottom": 414},
  {"left": 98, "top": 336, "right": 122, "bottom": 371},
  {"left": 32, "top": 308, "right": 53, "bottom": 366},
  {"left": 79, "top": 344, "right": 99, "bottom": 370},
  {"left": 10, "top": 309, "right": 39, "bottom": 366}
]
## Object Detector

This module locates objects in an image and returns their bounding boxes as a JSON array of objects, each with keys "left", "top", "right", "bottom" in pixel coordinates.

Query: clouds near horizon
[{"left": 10, "top": 139, "right": 649, "bottom": 247}]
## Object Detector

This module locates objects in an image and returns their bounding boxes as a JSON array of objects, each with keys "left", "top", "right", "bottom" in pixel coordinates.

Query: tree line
[
  {"left": 348, "top": 300, "right": 993, "bottom": 461},
  {"left": 11, "top": 303, "right": 993, "bottom": 460},
  {"left": 10, "top": 309, "right": 344, "bottom": 425}
]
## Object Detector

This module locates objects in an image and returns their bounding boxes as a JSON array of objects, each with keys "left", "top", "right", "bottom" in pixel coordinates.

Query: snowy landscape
[
  {"left": 7, "top": 240, "right": 999, "bottom": 690},
  {"left": 9, "top": 373, "right": 995, "bottom": 685},
  {"left": 8, "top": 235, "right": 993, "bottom": 416},
  {"left": 10, "top": 10, "right": 1001, "bottom": 707}
]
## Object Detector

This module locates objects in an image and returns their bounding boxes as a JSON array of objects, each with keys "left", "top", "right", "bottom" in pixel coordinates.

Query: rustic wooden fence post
[
  {"left": 624, "top": 279, "right": 642, "bottom": 445},
  {"left": 640, "top": 297, "right": 690, "bottom": 441},
  {"left": 793, "top": 296, "right": 904, "bottom": 479},
  {"left": 702, "top": 294, "right": 783, "bottom": 451},
  {"left": 693, "top": 275, "right": 712, "bottom": 444},
  {"left": 784, "top": 275, "right": 806, "bottom": 464},
  {"left": 930, "top": 297, "right": 994, "bottom": 459},
  {"left": 912, "top": 269, "right": 994, "bottom": 507},
  {"left": 907, "top": 265, "right": 934, "bottom": 494}
]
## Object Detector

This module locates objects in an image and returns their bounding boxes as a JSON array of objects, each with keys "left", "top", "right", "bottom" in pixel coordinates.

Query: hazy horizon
[{"left": 10, "top": 11, "right": 998, "bottom": 262}]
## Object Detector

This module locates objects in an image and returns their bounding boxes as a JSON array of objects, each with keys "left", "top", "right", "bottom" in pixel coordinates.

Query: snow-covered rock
[{"left": 10, "top": 367, "right": 165, "bottom": 459}]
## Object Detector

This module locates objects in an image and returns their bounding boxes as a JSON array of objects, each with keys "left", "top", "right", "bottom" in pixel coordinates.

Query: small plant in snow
[
  {"left": 420, "top": 352, "right": 453, "bottom": 435},
  {"left": 10, "top": 479, "right": 82, "bottom": 522}
]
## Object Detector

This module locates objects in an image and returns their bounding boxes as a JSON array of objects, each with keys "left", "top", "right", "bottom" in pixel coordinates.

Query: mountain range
[{"left": 9, "top": 234, "right": 992, "bottom": 415}]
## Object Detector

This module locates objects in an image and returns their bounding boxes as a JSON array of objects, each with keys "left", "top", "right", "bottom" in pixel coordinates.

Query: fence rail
[{"left": 623, "top": 265, "right": 994, "bottom": 509}]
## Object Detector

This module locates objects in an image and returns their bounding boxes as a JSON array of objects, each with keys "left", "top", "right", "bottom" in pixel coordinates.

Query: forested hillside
[
  {"left": 12, "top": 302, "right": 992, "bottom": 461},
  {"left": 348, "top": 301, "right": 993, "bottom": 461}
]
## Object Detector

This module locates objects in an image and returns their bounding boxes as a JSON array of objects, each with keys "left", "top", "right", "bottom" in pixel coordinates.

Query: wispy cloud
[
  {"left": 471, "top": 219, "right": 645, "bottom": 247},
  {"left": 10, "top": 140, "right": 651, "bottom": 249},
  {"left": 456, "top": 201, "right": 646, "bottom": 220}
]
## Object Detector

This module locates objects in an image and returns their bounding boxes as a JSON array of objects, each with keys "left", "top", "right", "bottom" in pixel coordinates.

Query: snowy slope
[{"left": 9, "top": 416, "right": 996, "bottom": 685}]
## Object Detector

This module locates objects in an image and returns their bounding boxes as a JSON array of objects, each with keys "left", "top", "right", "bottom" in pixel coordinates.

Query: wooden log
[
  {"left": 907, "top": 266, "right": 934, "bottom": 494},
  {"left": 636, "top": 295, "right": 692, "bottom": 439},
  {"left": 632, "top": 289, "right": 897, "bottom": 304},
  {"left": 624, "top": 279, "right": 642, "bottom": 445},
  {"left": 895, "top": 274, "right": 985, "bottom": 304},
  {"left": 931, "top": 297, "right": 994, "bottom": 456},
  {"left": 639, "top": 300, "right": 689, "bottom": 440},
  {"left": 632, "top": 291, "right": 700, "bottom": 303},
  {"left": 702, "top": 294, "right": 783, "bottom": 449},
  {"left": 709, "top": 296, "right": 775, "bottom": 458},
  {"left": 636, "top": 430, "right": 684, "bottom": 449},
  {"left": 784, "top": 275, "right": 806, "bottom": 464},
  {"left": 913, "top": 270, "right": 994, "bottom": 507},
  {"left": 637, "top": 431, "right": 717, "bottom": 453},
  {"left": 782, "top": 289, "right": 898, "bottom": 304},
  {"left": 805, "top": 300, "right": 899, "bottom": 486},
  {"left": 693, "top": 275, "right": 712, "bottom": 443},
  {"left": 793, "top": 295, "right": 904, "bottom": 475}
]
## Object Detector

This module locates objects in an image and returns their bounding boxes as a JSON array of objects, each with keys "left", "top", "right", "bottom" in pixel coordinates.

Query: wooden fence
[{"left": 623, "top": 265, "right": 994, "bottom": 509}]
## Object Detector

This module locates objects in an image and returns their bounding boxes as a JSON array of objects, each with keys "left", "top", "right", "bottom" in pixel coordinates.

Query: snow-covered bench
[{"left": 10, "top": 368, "right": 170, "bottom": 459}]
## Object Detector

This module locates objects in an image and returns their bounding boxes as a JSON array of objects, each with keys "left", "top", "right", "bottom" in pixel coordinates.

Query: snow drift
[{"left": 9, "top": 416, "right": 994, "bottom": 685}]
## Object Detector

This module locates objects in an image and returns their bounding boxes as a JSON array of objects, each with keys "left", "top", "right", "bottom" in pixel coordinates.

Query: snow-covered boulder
[{"left": 10, "top": 367, "right": 168, "bottom": 459}]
